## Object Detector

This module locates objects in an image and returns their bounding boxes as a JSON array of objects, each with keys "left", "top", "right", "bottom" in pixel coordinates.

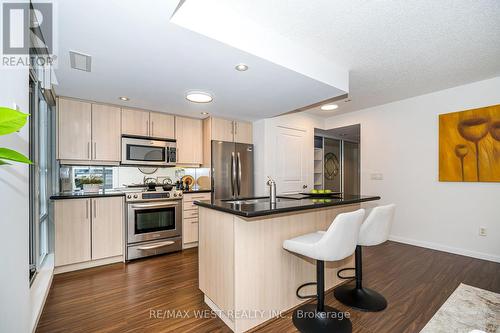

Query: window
[{"left": 29, "top": 72, "right": 54, "bottom": 283}]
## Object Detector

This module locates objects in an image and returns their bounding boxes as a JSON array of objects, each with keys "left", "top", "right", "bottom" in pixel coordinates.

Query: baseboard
[
  {"left": 31, "top": 254, "right": 54, "bottom": 333},
  {"left": 389, "top": 235, "right": 500, "bottom": 263},
  {"left": 54, "top": 255, "right": 124, "bottom": 274}
]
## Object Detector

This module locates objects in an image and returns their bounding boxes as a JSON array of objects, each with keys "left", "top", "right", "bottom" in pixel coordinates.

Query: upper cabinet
[
  {"left": 91, "top": 104, "right": 121, "bottom": 162},
  {"left": 57, "top": 98, "right": 121, "bottom": 164},
  {"left": 122, "top": 108, "right": 175, "bottom": 139},
  {"left": 121, "top": 108, "right": 149, "bottom": 137},
  {"left": 175, "top": 116, "right": 203, "bottom": 166},
  {"left": 58, "top": 98, "right": 92, "bottom": 161},
  {"left": 233, "top": 121, "right": 253, "bottom": 144},
  {"left": 202, "top": 117, "right": 253, "bottom": 166},
  {"left": 150, "top": 112, "right": 175, "bottom": 139}
]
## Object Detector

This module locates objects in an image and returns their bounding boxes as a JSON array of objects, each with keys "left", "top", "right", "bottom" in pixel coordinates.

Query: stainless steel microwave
[{"left": 121, "top": 136, "right": 176, "bottom": 166}]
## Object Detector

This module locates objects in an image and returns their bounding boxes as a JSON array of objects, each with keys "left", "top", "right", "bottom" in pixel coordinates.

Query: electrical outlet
[
  {"left": 479, "top": 227, "right": 487, "bottom": 237},
  {"left": 370, "top": 173, "right": 383, "bottom": 180}
]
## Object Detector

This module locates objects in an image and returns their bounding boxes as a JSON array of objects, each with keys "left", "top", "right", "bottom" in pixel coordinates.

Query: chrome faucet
[{"left": 267, "top": 176, "right": 277, "bottom": 204}]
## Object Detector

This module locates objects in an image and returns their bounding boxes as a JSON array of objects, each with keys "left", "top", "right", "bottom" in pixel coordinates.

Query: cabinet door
[
  {"left": 122, "top": 108, "right": 150, "bottom": 137},
  {"left": 211, "top": 118, "right": 234, "bottom": 142},
  {"left": 150, "top": 112, "right": 175, "bottom": 139},
  {"left": 92, "top": 104, "right": 121, "bottom": 161},
  {"left": 91, "top": 197, "right": 123, "bottom": 260},
  {"left": 183, "top": 218, "right": 199, "bottom": 244},
  {"left": 58, "top": 98, "right": 92, "bottom": 160},
  {"left": 175, "top": 116, "right": 203, "bottom": 165},
  {"left": 54, "top": 199, "right": 91, "bottom": 266},
  {"left": 234, "top": 121, "right": 253, "bottom": 144}
]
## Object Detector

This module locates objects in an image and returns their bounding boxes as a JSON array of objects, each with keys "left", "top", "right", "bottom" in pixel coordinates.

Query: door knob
[{"left": 303, "top": 184, "right": 308, "bottom": 189}]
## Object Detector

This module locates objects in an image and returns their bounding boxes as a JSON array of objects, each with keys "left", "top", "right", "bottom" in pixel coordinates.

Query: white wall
[
  {"left": 0, "top": 67, "right": 30, "bottom": 332},
  {"left": 325, "top": 77, "right": 500, "bottom": 262}
]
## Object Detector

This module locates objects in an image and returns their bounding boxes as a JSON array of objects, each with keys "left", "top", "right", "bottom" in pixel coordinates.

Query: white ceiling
[
  {"left": 185, "top": 0, "right": 500, "bottom": 117},
  {"left": 52, "top": 0, "right": 340, "bottom": 121},
  {"left": 54, "top": 0, "right": 500, "bottom": 120}
]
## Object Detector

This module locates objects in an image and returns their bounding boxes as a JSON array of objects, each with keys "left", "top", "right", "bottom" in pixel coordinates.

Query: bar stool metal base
[
  {"left": 292, "top": 304, "right": 352, "bottom": 333},
  {"left": 334, "top": 285, "right": 387, "bottom": 312}
]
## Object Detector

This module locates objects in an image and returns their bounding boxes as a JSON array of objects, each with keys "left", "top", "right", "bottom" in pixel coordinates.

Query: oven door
[{"left": 127, "top": 200, "right": 182, "bottom": 244}]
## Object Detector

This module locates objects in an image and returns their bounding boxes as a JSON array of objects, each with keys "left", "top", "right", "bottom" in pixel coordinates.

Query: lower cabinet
[
  {"left": 182, "top": 192, "right": 211, "bottom": 247},
  {"left": 54, "top": 197, "right": 124, "bottom": 269}
]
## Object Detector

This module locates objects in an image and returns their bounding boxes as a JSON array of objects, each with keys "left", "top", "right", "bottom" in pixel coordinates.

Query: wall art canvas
[{"left": 439, "top": 104, "right": 500, "bottom": 182}]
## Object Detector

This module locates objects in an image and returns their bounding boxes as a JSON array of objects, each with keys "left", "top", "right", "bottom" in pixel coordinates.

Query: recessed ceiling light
[
  {"left": 235, "top": 63, "right": 248, "bottom": 71},
  {"left": 201, "top": 112, "right": 209, "bottom": 115},
  {"left": 186, "top": 91, "right": 213, "bottom": 103},
  {"left": 321, "top": 104, "right": 338, "bottom": 111},
  {"left": 119, "top": 96, "right": 129, "bottom": 101}
]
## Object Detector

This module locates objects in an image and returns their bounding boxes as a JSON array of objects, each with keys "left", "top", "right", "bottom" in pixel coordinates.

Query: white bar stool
[
  {"left": 334, "top": 204, "right": 396, "bottom": 312},
  {"left": 283, "top": 209, "right": 365, "bottom": 333}
]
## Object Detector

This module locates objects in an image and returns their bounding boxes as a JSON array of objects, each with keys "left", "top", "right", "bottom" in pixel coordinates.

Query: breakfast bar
[{"left": 195, "top": 194, "right": 380, "bottom": 332}]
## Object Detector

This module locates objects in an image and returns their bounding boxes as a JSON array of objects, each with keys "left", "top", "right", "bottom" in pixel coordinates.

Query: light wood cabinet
[
  {"left": 92, "top": 104, "right": 121, "bottom": 161},
  {"left": 121, "top": 108, "right": 150, "bottom": 137},
  {"left": 57, "top": 98, "right": 121, "bottom": 164},
  {"left": 182, "top": 192, "right": 211, "bottom": 247},
  {"left": 150, "top": 112, "right": 175, "bottom": 139},
  {"left": 54, "top": 199, "right": 91, "bottom": 266},
  {"left": 202, "top": 117, "right": 253, "bottom": 166},
  {"left": 55, "top": 197, "right": 124, "bottom": 269},
  {"left": 234, "top": 121, "right": 253, "bottom": 144},
  {"left": 122, "top": 108, "right": 175, "bottom": 139},
  {"left": 211, "top": 118, "right": 235, "bottom": 142},
  {"left": 58, "top": 98, "right": 92, "bottom": 161},
  {"left": 175, "top": 116, "right": 203, "bottom": 165},
  {"left": 91, "top": 197, "right": 123, "bottom": 260}
]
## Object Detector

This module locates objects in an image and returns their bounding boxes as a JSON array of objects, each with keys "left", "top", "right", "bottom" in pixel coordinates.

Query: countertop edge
[
  {"left": 50, "top": 189, "right": 213, "bottom": 200},
  {"left": 195, "top": 196, "right": 381, "bottom": 218}
]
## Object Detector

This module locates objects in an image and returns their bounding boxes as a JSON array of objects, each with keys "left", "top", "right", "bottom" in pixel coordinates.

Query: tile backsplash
[{"left": 59, "top": 166, "right": 210, "bottom": 192}]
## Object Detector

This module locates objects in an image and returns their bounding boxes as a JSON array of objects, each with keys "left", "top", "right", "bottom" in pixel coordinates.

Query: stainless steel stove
[{"left": 125, "top": 188, "right": 183, "bottom": 261}]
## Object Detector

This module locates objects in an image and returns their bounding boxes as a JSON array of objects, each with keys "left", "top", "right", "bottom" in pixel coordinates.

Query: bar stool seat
[
  {"left": 334, "top": 204, "right": 396, "bottom": 312},
  {"left": 283, "top": 209, "right": 365, "bottom": 333}
]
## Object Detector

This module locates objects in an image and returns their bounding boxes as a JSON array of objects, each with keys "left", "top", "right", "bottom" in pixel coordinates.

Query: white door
[{"left": 273, "top": 126, "right": 312, "bottom": 194}]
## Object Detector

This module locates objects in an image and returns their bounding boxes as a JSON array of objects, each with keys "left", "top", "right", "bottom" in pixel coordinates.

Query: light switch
[{"left": 370, "top": 173, "right": 383, "bottom": 180}]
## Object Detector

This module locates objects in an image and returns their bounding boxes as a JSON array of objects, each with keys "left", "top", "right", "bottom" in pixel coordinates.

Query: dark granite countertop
[
  {"left": 50, "top": 190, "right": 126, "bottom": 200},
  {"left": 194, "top": 194, "right": 381, "bottom": 218},
  {"left": 183, "top": 189, "right": 212, "bottom": 194}
]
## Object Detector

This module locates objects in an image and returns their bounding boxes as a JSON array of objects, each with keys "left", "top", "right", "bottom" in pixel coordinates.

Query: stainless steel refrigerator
[{"left": 211, "top": 141, "right": 254, "bottom": 200}]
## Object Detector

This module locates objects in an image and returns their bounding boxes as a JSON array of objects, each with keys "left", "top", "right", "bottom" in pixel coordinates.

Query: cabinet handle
[
  {"left": 87, "top": 142, "right": 90, "bottom": 159},
  {"left": 235, "top": 121, "right": 238, "bottom": 135},
  {"left": 86, "top": 200, "right": 89, "bottom": 219},
  {"left": 93, "top": 199, "right": 97, "bottom": 218},
  {"left": 94, "top": 142, "right": 97, "bottom": 159},
  {"left": 151, "top": 121, "right": 154, "bottom": 136},
  {"left": 146, "top": 120, "right": 149, "bottom": 136}
]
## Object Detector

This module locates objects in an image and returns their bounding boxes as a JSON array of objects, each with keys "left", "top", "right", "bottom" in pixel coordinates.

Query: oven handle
[
  {"left": 137, "top": 241, "right": 175, "bottom": 251},
  {"left": 130, "top": 202, "right": 180, "bottom": 209}
]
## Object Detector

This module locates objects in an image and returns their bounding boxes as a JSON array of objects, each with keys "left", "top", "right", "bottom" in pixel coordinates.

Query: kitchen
[{"left": 1, "top": 1, "right": 499, "bottom": 333}]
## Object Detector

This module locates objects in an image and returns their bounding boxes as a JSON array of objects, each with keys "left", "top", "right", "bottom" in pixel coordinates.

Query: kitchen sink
[{"left": 223, "top": 197, "right": 300, "bottom": 205}]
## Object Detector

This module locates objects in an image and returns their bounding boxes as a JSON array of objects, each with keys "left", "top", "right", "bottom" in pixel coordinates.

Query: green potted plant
[
  {"left": 0, "top": 107, "right": 32, "bottom": 165},
  {"left": 80, "top": 176, "right": 103, "bottom": 193}
]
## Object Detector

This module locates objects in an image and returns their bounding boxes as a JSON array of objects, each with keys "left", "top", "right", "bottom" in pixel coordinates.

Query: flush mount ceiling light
[
  {"left": 321, "top": 104, "right": 339, "bottom": 111},
  {"left": 201, "top": 112, "right": 209, "bottom": 115},
  {"left": 186, "top": 91, "right": 213, "bottom": 103},
  {"left": 119, "top": 96, "right": 129, "bottom": 101},
  {"left": 235, "top": 63, "right": 249, "bottom": 71}
]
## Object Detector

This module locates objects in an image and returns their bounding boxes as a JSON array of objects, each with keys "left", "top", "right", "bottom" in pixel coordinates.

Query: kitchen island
[{"left": 195, "top": 194, "right": 380, "bottom": 333}]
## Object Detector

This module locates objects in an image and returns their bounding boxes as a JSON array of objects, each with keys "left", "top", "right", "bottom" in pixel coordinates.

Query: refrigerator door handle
[
  {"left": 237, "top": 152, "right": 242, "bottom": 196},
  {"left": 231, "top": 152, "right": 236, "bottom": 197}
]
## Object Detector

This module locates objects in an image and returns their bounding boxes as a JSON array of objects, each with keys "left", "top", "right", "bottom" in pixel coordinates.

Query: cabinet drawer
[
  {"left": 183, "top": 193, "right": 211, "bottom": 202},
  {"left": 184, "top": 209, "right": 199, "bottom": 219}
]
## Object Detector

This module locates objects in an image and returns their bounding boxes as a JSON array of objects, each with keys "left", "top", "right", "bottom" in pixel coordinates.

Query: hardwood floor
[{"left": 36, "top": 241, "right": 500, "bottom": 333}]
